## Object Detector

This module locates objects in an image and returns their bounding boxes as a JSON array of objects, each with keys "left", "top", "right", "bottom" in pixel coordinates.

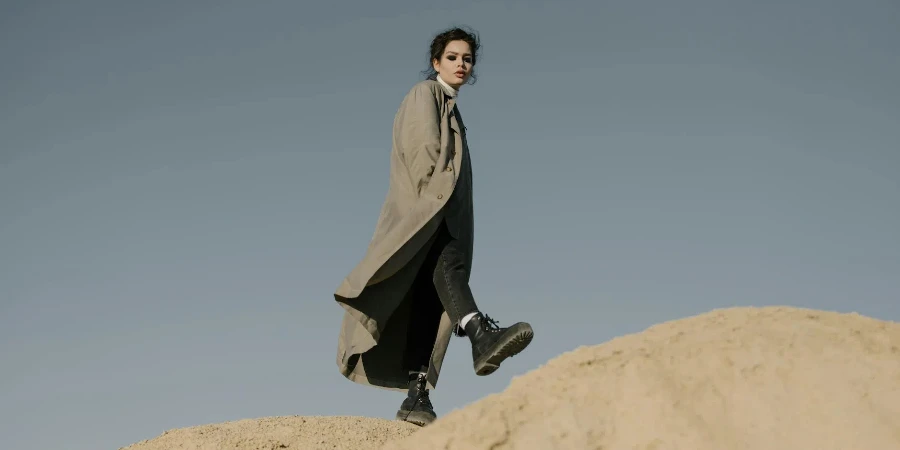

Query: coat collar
[{"left": 431, "top": 78, "right": 463, "bottom": 135}]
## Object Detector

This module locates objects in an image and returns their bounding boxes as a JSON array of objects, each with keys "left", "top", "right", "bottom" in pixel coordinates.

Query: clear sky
[{"left": 2, "top": 1, "right": 898, "bottom": 449}]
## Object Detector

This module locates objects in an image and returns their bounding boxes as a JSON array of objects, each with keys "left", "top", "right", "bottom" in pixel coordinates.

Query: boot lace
[
  {"left": 417, "top": 388, "right": 433, "bottom": 409},
  {"left": 482, "top": 314, "right": 502, "bottom": 332},
  {"left": 401, "top": 374, "right": 433, "bottom": 422}
]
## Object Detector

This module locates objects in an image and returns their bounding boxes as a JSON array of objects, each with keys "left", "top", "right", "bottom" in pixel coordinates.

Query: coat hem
[{"left": 337, "top": 361, "right": 413, "bottom": 392}]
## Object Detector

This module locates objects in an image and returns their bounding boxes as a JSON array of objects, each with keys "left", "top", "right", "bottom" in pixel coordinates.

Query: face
[{"left": 432, "top": 40, "right": 473, "bottom": 89}]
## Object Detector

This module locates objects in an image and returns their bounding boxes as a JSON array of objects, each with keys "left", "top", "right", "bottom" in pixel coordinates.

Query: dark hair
[{"left": 422, "top": 26, "right": 481, "bottom": 85}]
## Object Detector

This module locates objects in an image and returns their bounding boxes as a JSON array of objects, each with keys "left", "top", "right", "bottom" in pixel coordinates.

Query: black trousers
[{"left": 402, "top": 220, "right": 480, "bottom": 373}]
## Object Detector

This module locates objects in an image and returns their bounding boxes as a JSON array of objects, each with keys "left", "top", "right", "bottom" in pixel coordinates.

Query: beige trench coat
[{"left": 333, "top": 80, "right": 474, "bottom": 391}]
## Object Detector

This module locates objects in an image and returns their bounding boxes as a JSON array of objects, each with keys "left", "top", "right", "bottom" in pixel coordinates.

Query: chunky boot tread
[{"left": 474, "top": 323, "right": 533, "bottom": 375}]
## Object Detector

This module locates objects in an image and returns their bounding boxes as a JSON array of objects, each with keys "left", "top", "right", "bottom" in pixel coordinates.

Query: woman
[{"left": 333, "top": 27, "right": 534, "bottom": 427}]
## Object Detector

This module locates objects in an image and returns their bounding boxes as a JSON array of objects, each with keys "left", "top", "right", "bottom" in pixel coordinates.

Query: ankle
[
  {"left": 459, "top": 311, "right": 480, "bottom": 329},
  {"left": 408, "top": 365, "right": 428, "bottom": 381}
]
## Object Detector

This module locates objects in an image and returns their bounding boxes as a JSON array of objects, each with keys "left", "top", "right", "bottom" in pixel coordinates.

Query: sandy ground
[
  {"left": 120, "top": 416, "right": 420, "bottom": 450},
  {"left": 123, "top": 306, "right": 900, "bottom": 450}
]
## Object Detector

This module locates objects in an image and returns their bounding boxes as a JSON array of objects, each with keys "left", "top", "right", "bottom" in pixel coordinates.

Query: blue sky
[{"left": 2, "top": 1, "right": 898, "bottom": 449}]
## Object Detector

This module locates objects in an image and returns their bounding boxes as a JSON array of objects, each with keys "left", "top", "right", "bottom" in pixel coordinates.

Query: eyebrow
[{"left": 445, "top": 51, "right": 472, "bottom": 56}]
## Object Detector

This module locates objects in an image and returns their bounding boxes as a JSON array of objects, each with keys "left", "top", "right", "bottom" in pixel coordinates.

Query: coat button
[
  {"left": 437, "top": 194, "right": 443, "bottom": 199},
  {"left": 445, "top": 166, "right": 452, "bottom": 172}
]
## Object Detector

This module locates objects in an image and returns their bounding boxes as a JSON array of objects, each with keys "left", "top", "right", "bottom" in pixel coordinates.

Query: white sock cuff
[{"left": 460, "top": 311, "right": 479, "bottom": 328}]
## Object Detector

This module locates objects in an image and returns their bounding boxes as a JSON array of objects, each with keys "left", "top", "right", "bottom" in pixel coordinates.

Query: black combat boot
[
  {"left": 463, "top": 313, "right": 534, "bottom": 376},
  {"left": 395, "top": 372, "right": 437, "bottom": 426}
]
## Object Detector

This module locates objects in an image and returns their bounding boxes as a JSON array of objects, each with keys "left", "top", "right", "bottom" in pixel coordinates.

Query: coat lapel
[{"left": 447, "top": 98, "right": 462, "bottom": 136}]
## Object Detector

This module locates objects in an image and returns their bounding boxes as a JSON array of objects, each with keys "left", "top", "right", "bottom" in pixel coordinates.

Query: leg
[
  {"left": 431, "top": 222, "right": 535, "bottom": 376},
  {"left": 401, "top": 247, "right": 444, "bottom": 375},
  {"left": 431, "top": 222, "right": 480, "bottom": 326},
  {"left": 395, "top": 231, "right": 445, "bottom": 427}
]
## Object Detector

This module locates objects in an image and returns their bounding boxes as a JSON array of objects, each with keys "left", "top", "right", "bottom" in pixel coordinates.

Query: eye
[{"left": 447, "top": 55, "right": 457, "bottom": 61}]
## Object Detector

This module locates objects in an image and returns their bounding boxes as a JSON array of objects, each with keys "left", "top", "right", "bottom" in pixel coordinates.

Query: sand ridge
[
  {"left": 384, "top": 306, "right": 900, "bottom": 449},
  {"left": 123, "top": 306, "right": 900, "bottom": 450},
  {"left": 120, "top": 416, "right": 420, "bottom": 450}
]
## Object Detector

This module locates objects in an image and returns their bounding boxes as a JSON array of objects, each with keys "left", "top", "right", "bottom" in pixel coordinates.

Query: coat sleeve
[{"left": 397, "top": 84, "right": 441, "bottom": 195}]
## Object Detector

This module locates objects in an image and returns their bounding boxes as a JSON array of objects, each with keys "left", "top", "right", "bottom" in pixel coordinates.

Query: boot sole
[
  {"left": 474, "top": 323, "right": 534, "bottom": 376},
  {"left": 395, "top": 409, "right": 436, "bottom": 427}
]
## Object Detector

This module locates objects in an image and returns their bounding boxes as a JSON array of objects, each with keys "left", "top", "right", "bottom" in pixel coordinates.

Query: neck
[{"left": 436, "top": 75, "right": 458, "bottom": 97}]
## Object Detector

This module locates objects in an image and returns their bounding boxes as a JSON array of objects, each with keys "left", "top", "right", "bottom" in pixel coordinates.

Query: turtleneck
[{"left": 436, "top": 75, "right": 458, "bottom": 98}]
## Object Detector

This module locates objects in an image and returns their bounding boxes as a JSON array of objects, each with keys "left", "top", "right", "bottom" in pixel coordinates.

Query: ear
[{"left": 432, "top": 58, "right": 440, "bottom": 71}]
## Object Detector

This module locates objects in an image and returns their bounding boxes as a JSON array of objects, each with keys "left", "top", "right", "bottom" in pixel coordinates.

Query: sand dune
[
  {"left": 120, "top": 416, "right": 419, "bottom": 450},
  {"left": 123, "top": 306, "right": 900, "bottom": 450}
]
